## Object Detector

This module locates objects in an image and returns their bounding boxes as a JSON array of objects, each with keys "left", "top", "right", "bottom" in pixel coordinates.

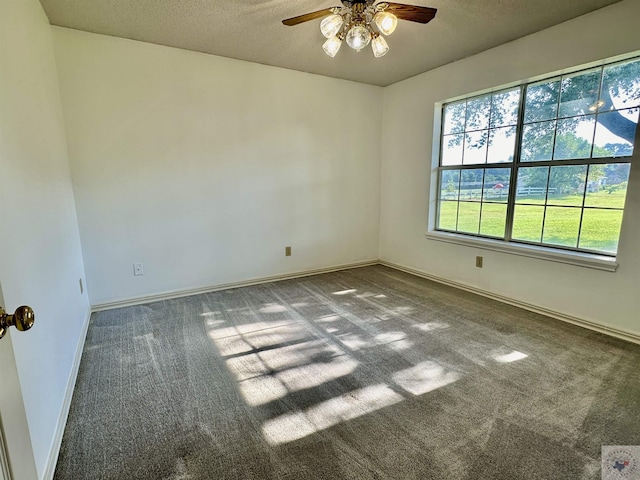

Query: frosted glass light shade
[
  {"left": 320, "top": 14, "right": 344, "bottom": 38},
  {"left": 346, "top": 25, "right": 371, "bottom": 52},
  {"left": 374, "top": 11, "right": 397, "bottom": 35},
  {"left": 322, "top": 36, "right": 342, "bottom": 57},
  {"left": 371, "top": 35, "right": 389, "bottom": 57}
]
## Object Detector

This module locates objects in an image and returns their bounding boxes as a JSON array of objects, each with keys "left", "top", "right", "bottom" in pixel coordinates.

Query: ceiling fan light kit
[
  {"left": 346, "top": 24, "right": 372, "bottom": 52},
  {"left": 283, "top": 0, "right": 437, "bottom": 59},
  {"left": 322, "top": 35, "right": 343, "bottom": 57},
  {"left": 374, "top": 10, "right": 398, "bottom": 35},
  {"left": 320, "top": 14, "right": 345, "bottom": 38},
  {"left": 371, "top": 33, "right": 390, "bottom": 57}
]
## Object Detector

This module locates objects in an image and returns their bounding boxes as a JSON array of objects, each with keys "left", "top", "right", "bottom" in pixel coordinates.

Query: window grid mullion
[
  {"left": 590, "top": 66, "right": 606, "bottom": 158},
  {"left": 576, "top": 165, "right": 591, "bottom": 249},
  {"left": 477, "top": 170, "right": 486, "bottom": 235},
  {"left": 539, "top": 166, "right": 552, "bottom": 245},
  {"left": 514, "top": 156, "right": 631, "bottom": 168},
  {"left": 461, "top": 100, "right": 469, "bottom": 165},
  {"left": 483, "top": 94, "right": 495, "bottom": 165},
  {"left": 435, "top": 101, "right": 448, "bottom": 230},
  {"left": 504, "top": 85, "right": 527, "bottom": 242},
  {"left": 547, "top": 77, "right": 564, "bottom": 162},
  {"left": 440, "top": 163, "right": 515, "bottom": 171},
  {"left": 439, "top": 156, "right": 632, "bottom": 172},
  {"left": 454, "top": 172, "right": 462, "bottom": 231}
]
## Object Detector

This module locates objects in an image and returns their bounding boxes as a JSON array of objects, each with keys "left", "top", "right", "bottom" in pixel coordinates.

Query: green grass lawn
[
  {"left": 439, "top": 188, "right": 626, "bottom": 253},
  {"left": 516, "top": 188, "right": 627, "bottom": 208}
]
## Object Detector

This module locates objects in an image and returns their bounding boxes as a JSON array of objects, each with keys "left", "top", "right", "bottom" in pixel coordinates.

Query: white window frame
[{"left": 426, "top": 55, "right": 640, "bottom": 272}]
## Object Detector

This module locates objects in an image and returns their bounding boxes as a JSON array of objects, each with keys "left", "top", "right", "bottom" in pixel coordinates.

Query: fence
[
  {"left": 516, "top": 186, "right": 556, "bottom": 196},
  {"left": 442, "top": 185, "right": 557, "bottom": 201}
]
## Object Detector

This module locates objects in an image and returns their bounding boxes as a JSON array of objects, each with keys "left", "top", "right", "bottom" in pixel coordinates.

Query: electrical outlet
[
  {"left": 134, "top": 262, "right": 144, "bottom": 276},
  {"left": 79, "top": 278, "right": 84, "bottom": 294},
  {"left": 476, "top": 256, "right": 483, "bottom": 268},
  {"left": 285, "top": 246, "right": 292, "bottom": 257}
]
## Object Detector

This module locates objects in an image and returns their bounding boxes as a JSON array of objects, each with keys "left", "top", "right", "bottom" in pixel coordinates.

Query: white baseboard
[
  {"left": 379, "top": 259, "right": 640, "bottom": 346},
  {"left": 42, "top": 306, "right": 92, "bottom": 480},
  {"left": 91, "top": 260, "right": 379, "bottom": 311},
  {"left": 92, "top": 258, "right": 640, "bottom": 345}
]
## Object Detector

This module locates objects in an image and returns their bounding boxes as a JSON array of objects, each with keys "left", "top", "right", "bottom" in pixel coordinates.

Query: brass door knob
[{"left": 0, "top": 306, "right": 35, "bottom": 339}]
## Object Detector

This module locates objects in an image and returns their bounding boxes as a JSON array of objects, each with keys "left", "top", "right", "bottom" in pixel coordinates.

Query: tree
[
  {"left": 523, "top": 61, "right": 639, "bottom": 147},
  {"left": 517, "top": 134, "right": 610, "bottom": 194},
  {"left": 443, "top": 59, "right": 640, "bottom": 156}
]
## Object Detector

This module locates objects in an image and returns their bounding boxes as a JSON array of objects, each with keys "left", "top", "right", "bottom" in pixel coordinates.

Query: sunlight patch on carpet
[
  {"left": 259, "top": 303, "right": 288, "bottom": 313},
  {"left": 413, "top": 322, "right": 450, "bottom": 332},
  {"left": 212, "top": 330, "right": 360, "bottom": 406},
  {"left": 336, "top": 333, "right": 372, "bottom": 351},
  {"left": 392, "top": 361, "right": 462, "bottom": 396},
  {"left": 333, "top": 289, "right": 357, "bottom": 295},
  {"left": 262, "top": 384, "right": 403, "bottom": 445},
  {"left": 316, "top": 314, "right": 341, "bottom": 323},
  {"left": 493, "top": 350, "right": 528, "bottom": 363}
]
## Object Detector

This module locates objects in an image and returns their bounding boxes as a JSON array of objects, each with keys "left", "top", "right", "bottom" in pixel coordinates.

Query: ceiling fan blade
[
  {"left": 282, "top": 8, "right": 338, "bottom": 26},
  {"left": 383, "top": 3, "right": 437, "bottom": 24}
]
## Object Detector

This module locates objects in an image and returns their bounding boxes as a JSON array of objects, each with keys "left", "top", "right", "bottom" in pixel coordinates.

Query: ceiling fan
[{"left": 282, "top": 0, "right": 437, "bottom": 58}]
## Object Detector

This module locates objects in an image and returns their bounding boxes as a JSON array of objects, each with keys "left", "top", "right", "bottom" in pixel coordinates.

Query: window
[{"left": 437, "top": 57, "right": 640, "bottom": 256}]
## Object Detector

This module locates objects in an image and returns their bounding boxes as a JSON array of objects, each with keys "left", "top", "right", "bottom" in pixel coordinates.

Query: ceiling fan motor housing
[{"left": 341, "top": 0, "right": 376, "bottom": 7}]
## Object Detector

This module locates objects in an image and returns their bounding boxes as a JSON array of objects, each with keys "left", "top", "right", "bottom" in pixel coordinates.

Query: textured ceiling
[{"left": 39, "top": 0, "right": 624, "bottom": 86}]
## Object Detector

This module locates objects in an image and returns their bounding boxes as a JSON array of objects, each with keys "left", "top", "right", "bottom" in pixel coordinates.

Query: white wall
[
  {"left": 380, "top": 0, "right": 640, "bottom": 337},
  {"left": 0, "top": 0, "right": 90, "bottom": 478},
  {"left": 52, "top": 29, "right": 383, "bottom": 306}
]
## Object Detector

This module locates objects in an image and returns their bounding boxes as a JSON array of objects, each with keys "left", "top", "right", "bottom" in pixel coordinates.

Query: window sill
[{"left": 424, "top": 231, "right": 618, "bottom": 272}]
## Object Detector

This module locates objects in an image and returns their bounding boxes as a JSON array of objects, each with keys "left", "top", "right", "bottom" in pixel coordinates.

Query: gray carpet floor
[{"left": 54, "top": 265, "right": 640, "bottom": 479}]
